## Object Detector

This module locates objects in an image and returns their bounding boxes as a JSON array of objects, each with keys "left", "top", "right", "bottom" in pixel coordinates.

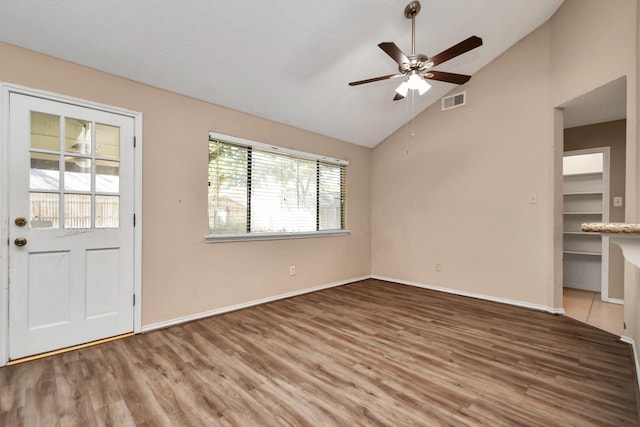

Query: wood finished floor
[{"left": 1, "top": 279, "right": 638, "bottom": 426}]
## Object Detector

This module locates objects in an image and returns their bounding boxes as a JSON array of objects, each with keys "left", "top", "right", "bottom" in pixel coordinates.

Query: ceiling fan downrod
[{"left": 404, "top": 1, "right": 421, "bottom": 56}]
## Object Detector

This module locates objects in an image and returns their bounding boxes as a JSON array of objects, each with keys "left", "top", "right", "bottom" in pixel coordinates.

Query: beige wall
[
  {"left": 372, "top": 20, "right": 554, "bottom": 306},
  {"left": 549, "top": 0, "right": 638, "bottom": 341},
  {"left": 372, "top": 0, "right": 638, "bottom": 314},
  {"left": 0, "top": 42, "right": 372, "bottom": 326},
  {"left": 564, "top": 120, "right": 626, "bottom": 300}
]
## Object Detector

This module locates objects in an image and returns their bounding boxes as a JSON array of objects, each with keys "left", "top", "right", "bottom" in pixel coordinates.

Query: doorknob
[
  {"left": 14, "top": 217, "right": 27, "bottom": 227},
  {"left": 14, "top": 237, "right": 27, "bottom": 247}
]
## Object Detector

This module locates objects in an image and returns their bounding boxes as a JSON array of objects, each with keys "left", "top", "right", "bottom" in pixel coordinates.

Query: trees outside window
[{"left": 208, "top": 138, "right": 346, "bottom": 237}]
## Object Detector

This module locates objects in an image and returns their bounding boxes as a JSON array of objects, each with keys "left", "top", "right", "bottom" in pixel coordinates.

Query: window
[{"left": 207, "top": 132, "right": 348, "bottom": 242}]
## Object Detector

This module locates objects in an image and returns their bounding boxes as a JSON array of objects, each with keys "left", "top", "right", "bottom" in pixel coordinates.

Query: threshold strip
[{"left": 7, "top": 332, "right": 134, "bottom": 365}]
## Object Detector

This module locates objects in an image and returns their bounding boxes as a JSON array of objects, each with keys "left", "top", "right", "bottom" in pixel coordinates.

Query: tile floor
[{"left": 563, "top": 287, "right": 624, "bottom": 336}]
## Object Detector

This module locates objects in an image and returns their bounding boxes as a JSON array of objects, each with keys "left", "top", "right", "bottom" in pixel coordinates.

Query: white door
[{"left": 8, "top": 93, "right": 135, "bottom": 360}]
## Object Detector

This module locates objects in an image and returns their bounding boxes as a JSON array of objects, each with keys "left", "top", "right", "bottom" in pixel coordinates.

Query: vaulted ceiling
[{"left": 0, "top": 0, "right": 565, "bottom": 147}]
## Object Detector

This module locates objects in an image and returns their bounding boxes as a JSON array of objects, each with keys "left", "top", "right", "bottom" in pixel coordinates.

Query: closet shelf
[
  {"left": 563, "top": 250, "right": 601, "bottom": 256},
  {"left": 563, "top": 152, "right": 606, "bottom": 292},
  {"left": 564, "top": 171, "right": 603, "bottom": 177},
  {"left": 563, "top": 212, "right": 602, "bottom": 215},
  {"left": 563, "top": 191, "right": 603, "bottom": 196}
]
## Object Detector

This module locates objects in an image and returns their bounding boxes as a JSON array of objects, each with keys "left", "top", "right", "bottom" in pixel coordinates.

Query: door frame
[{"left": 0, "top": 83, "right": 143, "bottom": 366}]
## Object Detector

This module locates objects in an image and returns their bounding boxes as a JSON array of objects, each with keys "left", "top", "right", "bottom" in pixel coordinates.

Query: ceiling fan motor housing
[{"left": 399, "top": 54, "right": 432, "bottom": 74}]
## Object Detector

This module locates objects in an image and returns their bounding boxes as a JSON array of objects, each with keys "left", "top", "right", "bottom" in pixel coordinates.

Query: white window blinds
[{"left": 208, "top": 132, "right": 347, "bottom": 239}]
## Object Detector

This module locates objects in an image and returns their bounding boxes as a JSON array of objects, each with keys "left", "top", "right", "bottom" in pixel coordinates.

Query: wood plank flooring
[{"left": 1, "top": 279, "right": 638, "bottom": 426}]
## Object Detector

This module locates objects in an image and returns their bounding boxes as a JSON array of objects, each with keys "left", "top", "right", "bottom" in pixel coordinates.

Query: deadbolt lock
[
  {"left": 14, "top": 217, "right": 27, "bottom": 227},
  {"left": 14, "top": 237, "right": 27, "bottom": 247}
]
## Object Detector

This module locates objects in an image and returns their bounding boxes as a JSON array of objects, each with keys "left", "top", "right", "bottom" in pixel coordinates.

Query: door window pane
[
  {"left": 64, "top": 194, "right": 91, "bottom": 229},
  {"left": 29, "top": 113, "right": 124, "bottom": 231},
  {"left": 95, "top": 160, "right": 120, "bottom": 193},
  {"left": 31, "top": 112, "right": 60, "bottom": 151},
  {"left": 30, "top": 153, "right": 60, "bottom": 190},
  {"left": 95, "top": 195, "right": 119, "bottom": 228},
  {"left": 96, "top": 123, "right": 119, "bottom": 159},
  {"left": 64, "top": 157, "right": 92, "bottom": 191},
  {"left": 30, "top": 192, "right": 59, "bottom": 229},
  {"left": 65, "top": 118, "right": 91, "bottom": 155}
]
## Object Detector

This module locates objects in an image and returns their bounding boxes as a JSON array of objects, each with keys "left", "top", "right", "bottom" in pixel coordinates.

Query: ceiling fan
[{"left": 349, "top": 1, "right": 483, "bottom": 101}]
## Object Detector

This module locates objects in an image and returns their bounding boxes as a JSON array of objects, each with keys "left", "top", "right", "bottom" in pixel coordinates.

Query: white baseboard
[
  {"left": 620, "top": 336, "right": 640, "bottom": 393},
  {"left": 144, "top": 275, "right": 569, "bottom": 333},
  {"left": 141, "top": 276, "right": 370, "bottom": 333},
  {"left": 371, "top": 275, "right": 565, "bottom": 314},
  {"left": 603, "top": 297, "right": 624, "bottom": 305}
]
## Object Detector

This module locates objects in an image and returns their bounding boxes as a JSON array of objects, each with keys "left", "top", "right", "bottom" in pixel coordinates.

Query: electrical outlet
[
  {"left": 289, "top": 265, "right": 296, "bottom": 276},
  {"left": 614, "top": 196, "right": 623, "bottom": 207},
  {"left": 435, "top": 263, "right": 441, "bottom": 272}
]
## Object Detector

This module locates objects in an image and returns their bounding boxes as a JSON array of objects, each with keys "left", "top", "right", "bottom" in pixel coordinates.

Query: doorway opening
[{"left": 556, "top": 77, "right": 627, "bottom": 335}]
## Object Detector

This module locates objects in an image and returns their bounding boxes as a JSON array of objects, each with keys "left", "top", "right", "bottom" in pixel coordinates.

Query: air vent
[{"left": 441, "top": 92, "right": 466, "bottom": 111}]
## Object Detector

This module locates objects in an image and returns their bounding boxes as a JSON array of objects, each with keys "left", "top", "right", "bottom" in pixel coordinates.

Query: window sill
[{"left": 205, "top": 230, "right": 351, "bottom": 243}]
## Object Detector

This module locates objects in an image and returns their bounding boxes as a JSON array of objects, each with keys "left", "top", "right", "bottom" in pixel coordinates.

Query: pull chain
[
  {"left": 404, "top": 90, "right": 416, "bottom": 155},
  {"left": 411, "top": 90, "right": 416, "bottom": 137}
]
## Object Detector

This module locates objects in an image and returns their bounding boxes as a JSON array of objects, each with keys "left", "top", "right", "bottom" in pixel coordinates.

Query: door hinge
[
  {"left": 133, "top": 136, "right": 136, "bottom": 148},
  {"left": 133, "top": 213, "right": 136, "bottom": 227},
  {"left": 133, "top": 294, "right": 136, "bottom": 306}
]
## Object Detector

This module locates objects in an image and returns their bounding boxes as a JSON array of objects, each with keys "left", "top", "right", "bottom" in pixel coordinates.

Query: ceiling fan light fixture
[
  {"left": 396, "top": 72, "right": 431, "bottom": 97},
  {"left": 395, "top": 81, "right": 410, "bottom": 97},
  {"left": 407, "top": 71, "right": 431, "bottom": 95},
  {"left": 416, "top": 78, "right": 431, "bottom": 95}
]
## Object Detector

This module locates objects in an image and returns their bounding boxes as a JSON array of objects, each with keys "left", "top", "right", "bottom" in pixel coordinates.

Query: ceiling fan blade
[
  {"left": 393, "top": 93, "right": 405, "bottom": 101},
  {"left": 349, "top": 73, "right": 403, "bottom": 86},
  {"left": 378, "top": 42, "right": 410, "bottom": 65},
  {"left": 424, "top": 71, "right": 472, "bottom": 85},
  {"left": 428, "top": 36, "right": 483, "bottom": 67}
]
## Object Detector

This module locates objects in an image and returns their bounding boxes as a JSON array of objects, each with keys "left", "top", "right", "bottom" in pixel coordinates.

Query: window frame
[{"left": 206, "top": 131, "right": 349, "bottom": 243}]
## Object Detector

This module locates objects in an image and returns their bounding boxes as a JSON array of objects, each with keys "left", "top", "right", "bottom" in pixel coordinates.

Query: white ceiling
[{"left": 0, "top": 0, "right": 564, "bottom": 148}]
